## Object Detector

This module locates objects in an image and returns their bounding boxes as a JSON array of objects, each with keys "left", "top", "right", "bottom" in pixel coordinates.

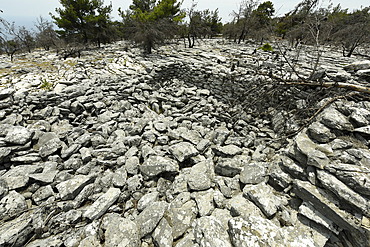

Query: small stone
[
  {"left": 169, "top": 142, "right": 199, "bottom": 162},
  {"left": 187, "top": 159, "right": 214, "bottom": 191},
  {"left": 102, "top": 213, "right": 140, "bottom": 247},
  {"left": 4, "top": 126, "right": 32, "bottom": 145},
  {"left": 166, "top": 199, "right": 197, "bottom": 239},
  {"left": 193, "top": 216, "right": 232, "bottom": 247},
  {"left": 56, "top": 175, "right": 95, "bottom": 200},
  {"left": 153, "top": 218, "right": 173, "bottom": 247},
  {"left": 193, "top": 189, "right": 215, "bottom": 216},
  {"left": 137, "top": 191, "right": 159, "bottom": 211},
  {"left": 83, "top": 187, "right": 121, "bottom": 221},
  {"left": 215, "top": 155, "right": 250, "bottom": 177},
  {"left": 0, "top": 191, "right": 27, "bottom": 221},
  {"left": 213, "top": 144, "right": 243, "bottom": 157},
  {"left": 243, "top": 182, "right": 288, "bottom": 218},
  {"left": 135, "top": 201, "right": 168, "bottom": 238},
  {"left": 32, "top": 185, "right": 54, "bottom": 205},
  {"left": 239, "top": 162, "right": 268, "bottom": 184},
  {"left": 140, "top": 156, "right": 179, "bottom": 178}
]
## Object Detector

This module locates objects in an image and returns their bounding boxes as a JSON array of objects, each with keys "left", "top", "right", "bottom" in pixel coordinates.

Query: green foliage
[
  {"left": 40, "top": 79, "right": 53, "bottom": 90},
  {"left": 121, "top": 0, "right": 185, "bottom": 53},
  {"left": 258, "top": 43, "right": 273, "bottom": 52},
  {"left": 51, "top": 0, "right": 113, "bottom": 45}
]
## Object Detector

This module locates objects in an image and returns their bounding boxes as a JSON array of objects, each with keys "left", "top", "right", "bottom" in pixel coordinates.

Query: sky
[{"left": 1, "top": 0, "right": 369, "bottom": 28}]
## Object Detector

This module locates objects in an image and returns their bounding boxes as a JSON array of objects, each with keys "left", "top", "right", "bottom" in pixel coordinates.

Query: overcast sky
[{"left": 1, "top": 0, "right": 368, "bottom": 28}]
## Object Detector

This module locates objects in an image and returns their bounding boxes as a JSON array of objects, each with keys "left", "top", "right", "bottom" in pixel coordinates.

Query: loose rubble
[{"left": 0, "top": 39, "right": 369, "bottom": 246}]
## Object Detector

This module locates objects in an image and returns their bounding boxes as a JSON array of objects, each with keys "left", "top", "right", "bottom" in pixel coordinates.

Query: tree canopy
[{"left": 51, "top": 0, "right": 113, "bottom": 45}]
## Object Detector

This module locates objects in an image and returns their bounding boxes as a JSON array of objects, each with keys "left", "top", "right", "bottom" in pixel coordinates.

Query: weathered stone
[
  {"left": 135, "top": 201, "right": 168, "bottom": 238},
  {"left": 175, "top": 232, "right": 199, "bottom": 247},
  {"left": 125, "top": 156, "right": 139, "bottom": 175},
  {"left": 307, "top": 122, "right": 336, "bottom": 143},
  {"left": 137, "top": 191, "right": 159, "bottom": 211},
  {"left": 193, "top": 189, "right": 215, "bottom": 217},
  {"left": 29, "top": 171, "right": 58, "bottom": 184},
  {"left": 0, "top": 87, "right": 14, "bottom": 100},
  {"left": 350, "top": 108, "right": 370, "bottom": 127},
  {"left": 102, "top": 213, "right": 140, "bottom": 247},
  {"left": 25, "top": 235, "right": 64, "bottom": 247},
  {"left": 0, "top": 147, "right": 11, "bottom": 162},
  {"left": 225, "top": 193, "right": 263, "bottom": 218},
  {"left": 3, "top": 176, "right": 29, "bottom": 190},
  {"left": 243, "top": 182, "right": 288, "bottom": 218},
  {"left": 320, "top": 107, "right": 353, "bottom": 131},
  {"left": 112, "top": 167, "right": 127, "bottom": 188},
  {"left": 299, "top": 202, "right": 340, "bottom": 234},
  {"left": 83, "top": 187, "right": 121, "bottom": 220},
  {"left": 316, "top": 170, "right": 369, "bottom": 216},
  {"left": 213, "top": 144, "right": 243, "bottom": 157},
  {"left": 153, "top": 218, "right": 173, "bottom": 247},
  {"left": 354, "top": 125, "right": 370, "bottom": 135},
  {"left": 268, "top": 159, "right": 292, "bottom": 190},
  {"left": 193, "top": 216, "right": 232, "bottom": 247},
  {"left": 78, "top": 236, "right": 102, "bottom": 247},
  {"left": 140, "top": 156, "right": 179, "bottom": 177},
  {"left": 4, "top": 126, "right": 32, "bottom": 145},
  {"left": 294, "top": 131, "right": 331, "bottom": 169},
  {"left": 32, "top": 185, "right": 55, "bottom": 205},
  {"left": 0, "top": 191, "right": 27, "bottom": 221},
  {"left": 169, "top": 142, "right": 199, "bottom": 162},
  {"left": 325, "top": 162, "right": 370, "bottom": 196},
  {"left": 293, "top": 179, "right": 364, "bottom": 233},
  {"left": 39, "top": 137, "right": 62, "bottom": 158},
  {"left": 0, "top": 211, "right": 34, "bottom": 246},
  {"left": 239, "top": 162, "right": 268, "bottom": 184},
  {"left": 215, "top": 155, "right": 250, "bottom": 177},
  {"left": 228, "top": 216, "right": 322, "bottom": 247},
  {"left": 187, "top": 159, "right": 214, "bottom": 191},
  {"left": 0, "top": 178, "right": 8, "bottom": 199},
  {"left": 56, "top": 175, "right": 95, "bottom": 200},
  {"left": 166, "top": 199, "right": 197, "bottom": 239}
]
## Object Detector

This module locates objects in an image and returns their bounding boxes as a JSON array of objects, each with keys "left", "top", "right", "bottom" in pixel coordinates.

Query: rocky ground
[{"left": 0, "top": 39, "right": 369, "bottom": 247}]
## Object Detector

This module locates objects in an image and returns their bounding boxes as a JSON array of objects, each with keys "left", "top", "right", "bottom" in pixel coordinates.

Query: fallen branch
[{"left": 283, "top": 81, "right": 370, "bottom": 94}]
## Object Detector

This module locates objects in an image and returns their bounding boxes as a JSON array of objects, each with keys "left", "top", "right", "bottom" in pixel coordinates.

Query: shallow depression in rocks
[{"left": 0, "top": 40, "right": 369, "bottom": 247}]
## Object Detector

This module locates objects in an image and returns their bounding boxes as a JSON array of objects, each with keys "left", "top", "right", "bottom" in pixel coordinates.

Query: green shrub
[
  {"left": 258, "top": 43, "right": 274, "bottom": 52},
  {"left": 40, "top": 79, "right": 53, "bottom": 90}
]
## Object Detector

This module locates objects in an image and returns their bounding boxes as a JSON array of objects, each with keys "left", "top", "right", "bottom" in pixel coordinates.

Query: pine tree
[
  {"left": 51, "top": 0, "right": 113, "bottom": 45},
  {"left": 122, "top": 0, "right": 184, "bottom": 53}
]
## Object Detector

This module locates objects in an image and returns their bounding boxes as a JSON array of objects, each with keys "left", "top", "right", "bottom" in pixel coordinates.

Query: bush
[{"left": 258, "top": 43, "right": 273, "bottom": 52}]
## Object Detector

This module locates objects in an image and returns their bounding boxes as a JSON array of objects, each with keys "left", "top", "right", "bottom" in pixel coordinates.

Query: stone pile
[{"left": 0, "top": 40, "right": 369, "bottom": 246}]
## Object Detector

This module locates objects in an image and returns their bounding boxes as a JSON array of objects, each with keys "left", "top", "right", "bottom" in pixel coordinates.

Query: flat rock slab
[
  {"left": 193, "top": 216, "right": 232, "bottom": 247},
  {"left": 169, "top": 142, "right": 199, "bottom": 162},
  {"left": 293, "top": 179, "right": 361, "bottom": 232},
  {"left": 243, "top": 182, "right": 288, "bottom": 218},
  {"left": 140, "top": 156, "right": 179, "bottom": 177},
  {"left": 0, "top": 211, "right": 34, "bottom": 246},
  {"left": 4, "top": 126, "right": 32, "bottom": 145},
  {"left": 135, "top": 201, "right": 168, "bottom": 238},
  {"left": 316, "top": 170, "right": 369, "bottom": 217},
  {"left": 84, "top": 187, "right": 121, "bottom": 221},
  {"left": 213, "top": 144, "right": 243, "bottom": 157},
  {"left": 187, "top": 159, "right": 214, "bottom": 191},
  {"left": 215, "top": 155, "right": 250, "bottom": 177},
  {"left": 0, "top": 190, "right": 28, "bottom": 221},
  {"left": 320, "top": 107, "right": 353, "bottom": 131},
  {"left": 56, "top": 175, "right": 95, "bottom": 200}
]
